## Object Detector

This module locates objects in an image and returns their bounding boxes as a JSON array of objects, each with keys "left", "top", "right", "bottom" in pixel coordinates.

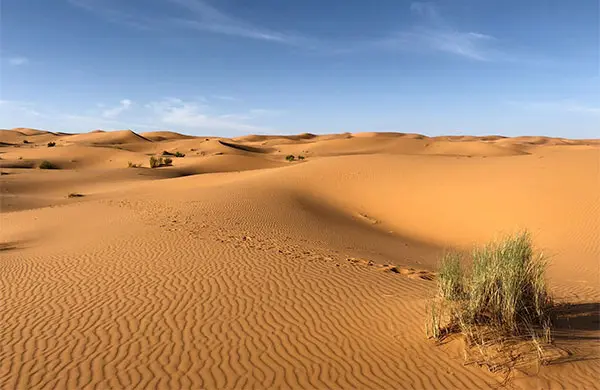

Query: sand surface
[{"left": 1, "top": 128, "right": 599, "bottom": 389}]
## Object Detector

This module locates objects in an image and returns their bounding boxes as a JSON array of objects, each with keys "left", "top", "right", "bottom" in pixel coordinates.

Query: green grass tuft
[
  {"left": 427, "top": 231, "right": 555, "bottom": 371},
  {"left": 438, "top": 252, "right": 465, "bottom": 301}
]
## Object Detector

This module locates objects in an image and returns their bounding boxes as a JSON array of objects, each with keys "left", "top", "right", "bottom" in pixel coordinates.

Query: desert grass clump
[
  {"left": 127, "top": 161, "right": 141, "bottom": 168},
  {"left": 149, "top": 156, "right": 172, "bottom": 168},
  {"left": 68, "top": 193, "right": 84, "bottom": 198},
  {"left": 47, "top": 141, "right": 56, "bottom": 147},
  {"left": 437, "top": 252, "right": 465, "bottom": 301},
  {"left": 39, "top": 160, "right": 57, "bottom": 169},
  {"left": 174, "top": 151, "right": 185, "bottom": 157},
  {"left": 427, "top": 231, "right": 554, "bottom": 370},
  {"left": 285, "top": 154, "right": 295, "bottom": 162}
]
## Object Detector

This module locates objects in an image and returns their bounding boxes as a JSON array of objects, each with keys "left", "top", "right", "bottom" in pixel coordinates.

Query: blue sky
[{"left": 1, "top": 0, "right": 598, "bottom": 138}]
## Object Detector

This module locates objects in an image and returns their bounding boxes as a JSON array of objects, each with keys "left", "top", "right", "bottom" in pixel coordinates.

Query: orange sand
[{"left": 1, "top": 128, "right": 599, "bottom": 389}]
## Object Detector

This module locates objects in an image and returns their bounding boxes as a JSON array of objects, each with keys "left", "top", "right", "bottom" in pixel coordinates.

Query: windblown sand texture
[{"left": 1, "top": 128, "right": 599, "bottom": 389}]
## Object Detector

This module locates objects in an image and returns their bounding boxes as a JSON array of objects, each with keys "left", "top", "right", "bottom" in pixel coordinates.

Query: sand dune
[
  {"left": 63, "top": 129, "right": 152, "bottom": 145},
  {"left": 140, "top": 131, "right": 194, "bottom": 142},
  {"left": 1, "top": 129, "right": 599, "bottom": 389}
]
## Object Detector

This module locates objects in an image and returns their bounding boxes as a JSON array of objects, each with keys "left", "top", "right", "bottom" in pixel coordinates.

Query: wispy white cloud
[
  {"left": 0, "top": 100, "right": 41, "bottom": 116},
  {"left": 8, "top": 57, "right": 29, "bottom": 66},
  {"left": 67, "top": 0, "right": 154, "bottom": 30},
  {"left": 102, "top": 99, "right": 133, "bottom": 118},
  {"left": 212, "top": 95, "right": 240, "bottom": 102},
  {"left": 149, "top": 98, "right": 271, "bottom": 132},
  {"left": 68, "top": 0, "right": 307, "bottom": 46},
  {"left": 1, "top": 96, "right": 283, "bottom": 134},
  {"left": 384, "top": 2, "right": 501, "bottom": 61},
  {"left": 169, "top": 0, "right": 293, "bottom": 43}
]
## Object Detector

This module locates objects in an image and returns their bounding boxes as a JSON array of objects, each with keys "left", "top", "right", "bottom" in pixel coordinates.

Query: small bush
[
  {"left": 285, "top": 155, "right": 295, "bottom": 162},
  {"left": 162, "top": 151, "right": 174, "bottom": 156},
  {"left": 47, "top": 142, "right": 56, "bottom": 147},
  {"left": 149, "top": 156, "right": 172, "bottom": 168},
  {"left": 128, "top": 161, "right": 141, "bottom": 168},
  {"left": 150, "top": 156, "right": 161, "bottom": 168},
  {"left": 427, "top": 231, "right": 554, "bottom": 370},
  {"left": 23, "top": 140, "right": 30, "bottom": 144},
  {"left": 68, "top": 193, "right": 84, "bottom": 198},
  {"left": 39, "top": 160, "right": 57, "bottom": 169},
  {"left": 298, "top": 155, "right": 305, "bottom": 160},
  {"left": 174, "top": 151, "right": 185, "bottom": 157}
]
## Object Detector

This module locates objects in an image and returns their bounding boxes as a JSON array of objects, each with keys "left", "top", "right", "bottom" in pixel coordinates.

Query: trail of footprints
[{"left": 0, "top": 198, "right": 498, "bottom": 390}]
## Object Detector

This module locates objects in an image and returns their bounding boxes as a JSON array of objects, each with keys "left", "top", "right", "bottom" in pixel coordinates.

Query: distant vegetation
[
  {"left": 427, "top": 231, "right": 555, "bottom": 370},
  {"left": 150, "top": 156, "right": 172, "bottom": 168},
  {"left": 23, "top": 140, "right": 30, "bottom": 144},
  {"left": 68, "top": 193, "right": 84, "bottom": 198},
  {"left": 128, "top": 162, "right": 141, "bottom": 168},
  {"left": 39, "top": 160, "right": 57, "bottom": 169},
  {"left": 47, "top": 142, "right": 56, "bottom": 147},
  {"left": 163, "top": 150, "right": 185, "bottom": 158},
  {"left": 286, "top": 154, "right": 306, "bottom": 162}
]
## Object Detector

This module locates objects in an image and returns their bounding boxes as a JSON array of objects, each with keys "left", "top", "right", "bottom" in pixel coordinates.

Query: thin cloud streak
[
  {"left": 168, "top": 0, "right": 294, "bottom": 43},
  {"left": 383, "top": 2, "right": 501, "bottom": 61},
  {"left": 9, "top": 57, "right": 29, "bottom": 66},
  {"left": 102, "top": 99, "right": 133, "bottom": 118}
]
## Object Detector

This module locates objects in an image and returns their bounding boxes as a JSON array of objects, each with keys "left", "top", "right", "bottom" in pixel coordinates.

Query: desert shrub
[
  {"left": 427, "top": 231, "right": 553, "bottom": 370},
  {"left": 150, "top": 156, "right": 172, "bottom": 168},
  {"left": 162, "top": 150, "right": 174, "bottom": 156},
  {"left": 128, "top": 161, "right": 141, "bottom": 168},
  {"left": 174, "top": 151, "right": 185, "bottom": 157},
  {"left": 285, "top": 154, "right": 295, "bottom": 162},
  {"left": 68, "top": 193, "right": 84, "bottom": 198},
  {"left": 47, "top": 142, "right": 56, "bottom": 147},
  {"left": 298, "top": 155, "right": 305, "bottom": 160},
  {"left": 23, "top": 140, "right": 30, "bottom": 144},
  {"left": 150, "top": 156, "right": 161, "bottom": 168},
  {"left": 39, "top": 160, "right": 57, "bottom": 169}
]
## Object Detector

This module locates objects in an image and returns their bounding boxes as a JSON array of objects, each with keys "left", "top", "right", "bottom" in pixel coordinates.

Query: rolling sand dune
[{"left": 1, "top": 128, "right": 599, "bottom": 389}]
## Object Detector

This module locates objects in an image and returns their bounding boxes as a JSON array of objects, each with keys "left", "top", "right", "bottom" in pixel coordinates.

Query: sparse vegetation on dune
[
  {"left": 68, "top": 193, "right": 84, "bottom": 198},
  {"left": 427, "top": 231, "right": 556, "bottom": 372},
  {"left": 286, "top": 154, "right": 305, "bottom": 162},
  {"left": 149, "top": 156, "right": 172, "bottom": 168},
  {"left": 47, "top": 142, "right": 56, "bottom": 147},
  {"left": 39, "top": 160, "right": 57, "bottom": 169},
  {"left": 162, "top": 151, "right": 184, "bottom": 157},
  {"left": 128, "top": 161, "right": 141, "bottom": 168}
]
